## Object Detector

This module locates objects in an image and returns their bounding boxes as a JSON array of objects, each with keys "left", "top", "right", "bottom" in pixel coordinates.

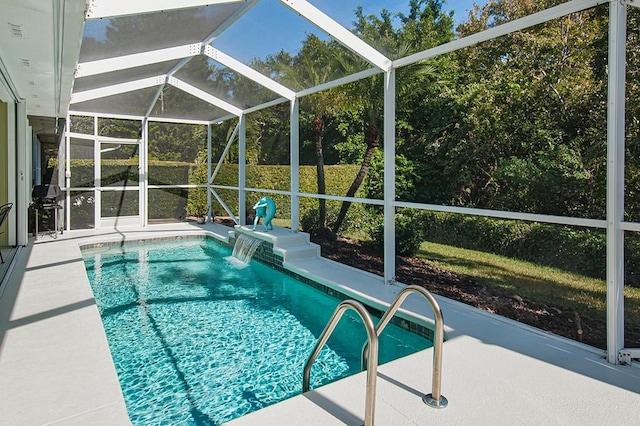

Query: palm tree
[{"left": 272, "top": 36, "right": 349, "bottom": 233}]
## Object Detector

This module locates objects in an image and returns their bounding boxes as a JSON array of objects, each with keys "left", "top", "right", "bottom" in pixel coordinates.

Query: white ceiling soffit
[
  {"left": 279, "top": 0, "right": 391, "bottom": 72},
  {"left": 167, "top": 76, "right": 243, "bottom": 116},
  {"left": 0, "top": 0, "right": 85, "bottom": 117},
  {"left": 75, "top": 44, "right": 202, "bottom": 77},
  {"left": 70, "top": 75, "right": 166, "bottom": 103},
  {"left": 85, "top": 0, "right": 245, "bottom": 19},
  {"left": 203, "top": 46, "right": 296, "bottom": 100}
]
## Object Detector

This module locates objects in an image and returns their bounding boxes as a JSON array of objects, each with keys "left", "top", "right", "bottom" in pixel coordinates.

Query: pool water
[{"left": 83, "top": 238, "right": 432, "bottom": 425}]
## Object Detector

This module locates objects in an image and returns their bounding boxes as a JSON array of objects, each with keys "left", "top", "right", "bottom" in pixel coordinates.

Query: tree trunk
[
  {"left": 332, "top": 123, "right": 380, "bottom": 234},
  {"left": 313, "top": 115, "right": 327, "bottom": 229}
]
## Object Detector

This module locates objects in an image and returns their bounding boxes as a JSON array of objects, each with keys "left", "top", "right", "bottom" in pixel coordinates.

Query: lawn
[{"left": 417, "top": 241, "right": 640, "bottom": 336}]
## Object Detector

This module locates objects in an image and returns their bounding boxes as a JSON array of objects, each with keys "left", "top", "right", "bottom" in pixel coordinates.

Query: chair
[{"left": 0, "top": 203, "right": 13, "bottom": 263}]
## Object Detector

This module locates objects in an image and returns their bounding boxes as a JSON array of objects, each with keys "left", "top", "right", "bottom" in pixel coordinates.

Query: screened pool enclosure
[{"left": 2, "top": 0, "right": 640, "bottom": 366}]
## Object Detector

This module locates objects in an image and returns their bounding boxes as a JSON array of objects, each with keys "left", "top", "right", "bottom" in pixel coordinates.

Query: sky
[{"left": 213, "top": 0, "right": 482, "bottom": 62}]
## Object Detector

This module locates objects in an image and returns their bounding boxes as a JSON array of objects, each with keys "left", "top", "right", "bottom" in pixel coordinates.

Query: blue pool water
[{"left": 82, "top": 238, "right": 432, "bottom": 425}]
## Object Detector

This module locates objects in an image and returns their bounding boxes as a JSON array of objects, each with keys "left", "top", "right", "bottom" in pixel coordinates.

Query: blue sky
[{"left": 214, "top": 0, "right": 482, "bottom": 62}]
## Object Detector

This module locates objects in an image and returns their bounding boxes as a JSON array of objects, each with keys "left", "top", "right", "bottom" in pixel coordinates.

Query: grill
[{"left": 31, "top": 184, "right": 63, "bottom": 239}]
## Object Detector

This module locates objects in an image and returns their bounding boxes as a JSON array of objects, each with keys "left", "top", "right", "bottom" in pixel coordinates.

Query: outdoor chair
[{"left": 0, "top": 202, "right": 13, "bottom": 263}]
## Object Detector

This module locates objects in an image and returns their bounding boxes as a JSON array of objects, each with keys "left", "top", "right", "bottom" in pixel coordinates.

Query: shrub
[{"left": 368, "top": 209, "right": 426, "bottom": 256}]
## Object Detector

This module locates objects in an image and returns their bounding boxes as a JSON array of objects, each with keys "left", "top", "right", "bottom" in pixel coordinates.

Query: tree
[
  {"left": 384, "top": 0, "right": 609, "bottom": 217},
  {"left": 271, "top": 35, "right": 354, "bottom": 233},
  {"left": 333, "top": 0, "right": 455, "bottom": 234}
]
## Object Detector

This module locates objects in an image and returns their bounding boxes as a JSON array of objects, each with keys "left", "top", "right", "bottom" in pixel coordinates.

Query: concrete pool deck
[{"left": 0, "top": 223, "right": 639, "bottom": 425}]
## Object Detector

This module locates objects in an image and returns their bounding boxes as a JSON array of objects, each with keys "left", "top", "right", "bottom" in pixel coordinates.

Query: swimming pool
[{"left": 82, "top": 237, "right": 432, "bottom": 425}]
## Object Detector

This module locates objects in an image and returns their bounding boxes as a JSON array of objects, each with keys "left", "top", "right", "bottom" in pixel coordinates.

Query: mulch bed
[{"left": 310, "top": 235, "right": 630, "bottom": 350}]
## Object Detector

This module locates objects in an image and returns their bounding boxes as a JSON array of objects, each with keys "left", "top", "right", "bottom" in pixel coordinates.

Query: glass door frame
[{"left": 96, "top": 137, "right": 143, "bottom": 228}]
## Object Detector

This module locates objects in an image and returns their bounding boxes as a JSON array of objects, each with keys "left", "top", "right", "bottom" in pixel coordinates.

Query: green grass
[{"left": 416, "top": 241, "right": 640, "bottom": 325}]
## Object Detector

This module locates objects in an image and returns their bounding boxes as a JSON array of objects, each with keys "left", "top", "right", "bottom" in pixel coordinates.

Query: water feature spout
[{"left": 232, "top": 234, "right": 263, "bottom": 263}]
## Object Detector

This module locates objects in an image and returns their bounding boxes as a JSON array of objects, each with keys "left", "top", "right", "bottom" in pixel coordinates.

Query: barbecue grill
[{"left": 31, "top": 184, "right": 63, "bottom": 239}]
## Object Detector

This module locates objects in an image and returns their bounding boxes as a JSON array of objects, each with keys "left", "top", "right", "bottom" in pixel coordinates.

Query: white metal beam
[
  {"left": 167, "top": 76, "right": 242, "bottom": 116},
  {"left": 207, "top": 123, "right": 212, "bottom": 222},
  {"left": 383, "top": 69, "right": 396, "bottom": 285},
  {"left": 70, "top": 75, "right": 165, "bottom": 103},
  {"left": 64, "top": 115, "right": 71, "bottom": 230},
  {"left": 147, "top": 116, "right": 211, "bottom": 125},
  {"left": 394, "top": 0, "right": 608, "bottom": 68},
  {"left": 241, "top": 98, "right": 289, "bottom": 116},
  {"left": 145, "top": 84, "right": 166, "bottom": 119},
  {"left": 394, "top": 201, "right": 607, "bottom": 229},
  {"left": 209, "top": 187, "right": 239, "bottom": 224},
  {"left": 67, "top": 109, "right": 221, "bottom": 125},
  {"left": 86, "top": 0, "right": 244, "bottom": 19},
  {"left": 204, "top": 45, "right": 296, "bottom": 100},
  {"left": 239, "top": 114, "right": 246, "bottom": 225},
  {"left": 279, "top": 0, "right": 391, "bottom": 71},
  {"left": 290, "top": 98, "right": 300, "bottom": 231},
  {"left": 75, "top": 44, "right": 202, "bottom": 77},
  {"left": 140, "top": 118, "right": 148, "bottom": 227},
  {"left": 237, "top": 68, "right": 382, "bottom": 119},
  {"left": 210, "top": 122, "right": 239, "bottom": 184},
  {"left": 606, "top": 0, "right": 626, "bottom": 364},
  {"left": 296, "top": 68, "right": 381, "bottom": 98}
]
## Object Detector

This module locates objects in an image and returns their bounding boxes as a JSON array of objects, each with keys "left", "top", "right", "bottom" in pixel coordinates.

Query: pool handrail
[
  {"left": 303, "top": 299, "right": 379, "bottom": 426},
  {"left": 362, "top": 285, "right": 448, "bottom": 409}
]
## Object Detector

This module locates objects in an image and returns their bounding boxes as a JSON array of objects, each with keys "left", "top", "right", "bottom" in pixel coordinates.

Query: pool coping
[{"left": 1, "top": 222, "right": 639, "bottom": 425}]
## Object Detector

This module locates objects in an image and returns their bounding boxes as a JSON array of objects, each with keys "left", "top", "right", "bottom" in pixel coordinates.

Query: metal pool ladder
[
  {"left": 363, "top": 285, "right": 448, "bottom": 409},
  {"left": 303, "top": 299, "right": 379, "bottom": 426}
]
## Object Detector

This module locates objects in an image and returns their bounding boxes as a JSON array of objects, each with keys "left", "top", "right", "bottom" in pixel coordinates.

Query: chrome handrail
[
  {"left": 303, "top": 299, "right": 379, "bottom": 426},
  {"left": 363, "top": 285, "right": 448, "bottom": 409}
]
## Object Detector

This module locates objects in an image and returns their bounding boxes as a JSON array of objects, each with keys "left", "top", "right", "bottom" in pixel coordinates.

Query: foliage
[
  {"left": 148, "top": 122, "right": 207, "bottom": 163},
  {"left": 368, "top": 209, "right": 427, "bottom": 256},
  {"left": 415, "top": 211, "right": 622, "bottom": 282},
  {"left": 186, "top": 152, "right": 209, "bottom": 217},
  {"left": 299, "top": 201, "right": 369, "bottom": 237}
]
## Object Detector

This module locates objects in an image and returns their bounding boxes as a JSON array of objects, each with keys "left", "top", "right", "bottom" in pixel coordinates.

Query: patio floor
[{"left": 0, "top": 223, "right": 639, "bottom": 425}]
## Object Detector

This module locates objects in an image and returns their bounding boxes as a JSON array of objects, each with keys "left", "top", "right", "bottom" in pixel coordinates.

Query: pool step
[{"left": 274, "top": 242, "right": 320, "bottom": 262}]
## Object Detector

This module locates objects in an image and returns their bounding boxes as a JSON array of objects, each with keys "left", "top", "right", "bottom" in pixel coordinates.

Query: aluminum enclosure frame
[{"left": 64, "top": 0, "right": 638, "bottom": 365}]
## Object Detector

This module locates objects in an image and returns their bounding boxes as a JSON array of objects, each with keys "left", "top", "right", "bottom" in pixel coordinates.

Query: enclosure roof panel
[
  {"left": 73, "top": 60, "right": 181, "bottom": 93},
  {"left": 212, "top": 0, "right": 379, "bottom": 92},
  {"left": 2, "top": 0, "right": 605, "bottom": 125},
  {"left": 72, "top": 0, "right": 394, "bottom": 120},
  {"left": 172, "top": 56, "right": 282, "bottom": 109},
  {"left": 148, "top": 84, "right": 231, "bottom": 122},
  {"left": 69, "top": 86, "right": 162, "bottom": 117},
  {"left": 79, "top": 3, "right": 247, "bottom": 62}
]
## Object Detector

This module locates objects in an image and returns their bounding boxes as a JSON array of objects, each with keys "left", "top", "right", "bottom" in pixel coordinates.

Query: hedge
[{"left": 60, "top": 160, "right": 366, "bottom": 232}]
